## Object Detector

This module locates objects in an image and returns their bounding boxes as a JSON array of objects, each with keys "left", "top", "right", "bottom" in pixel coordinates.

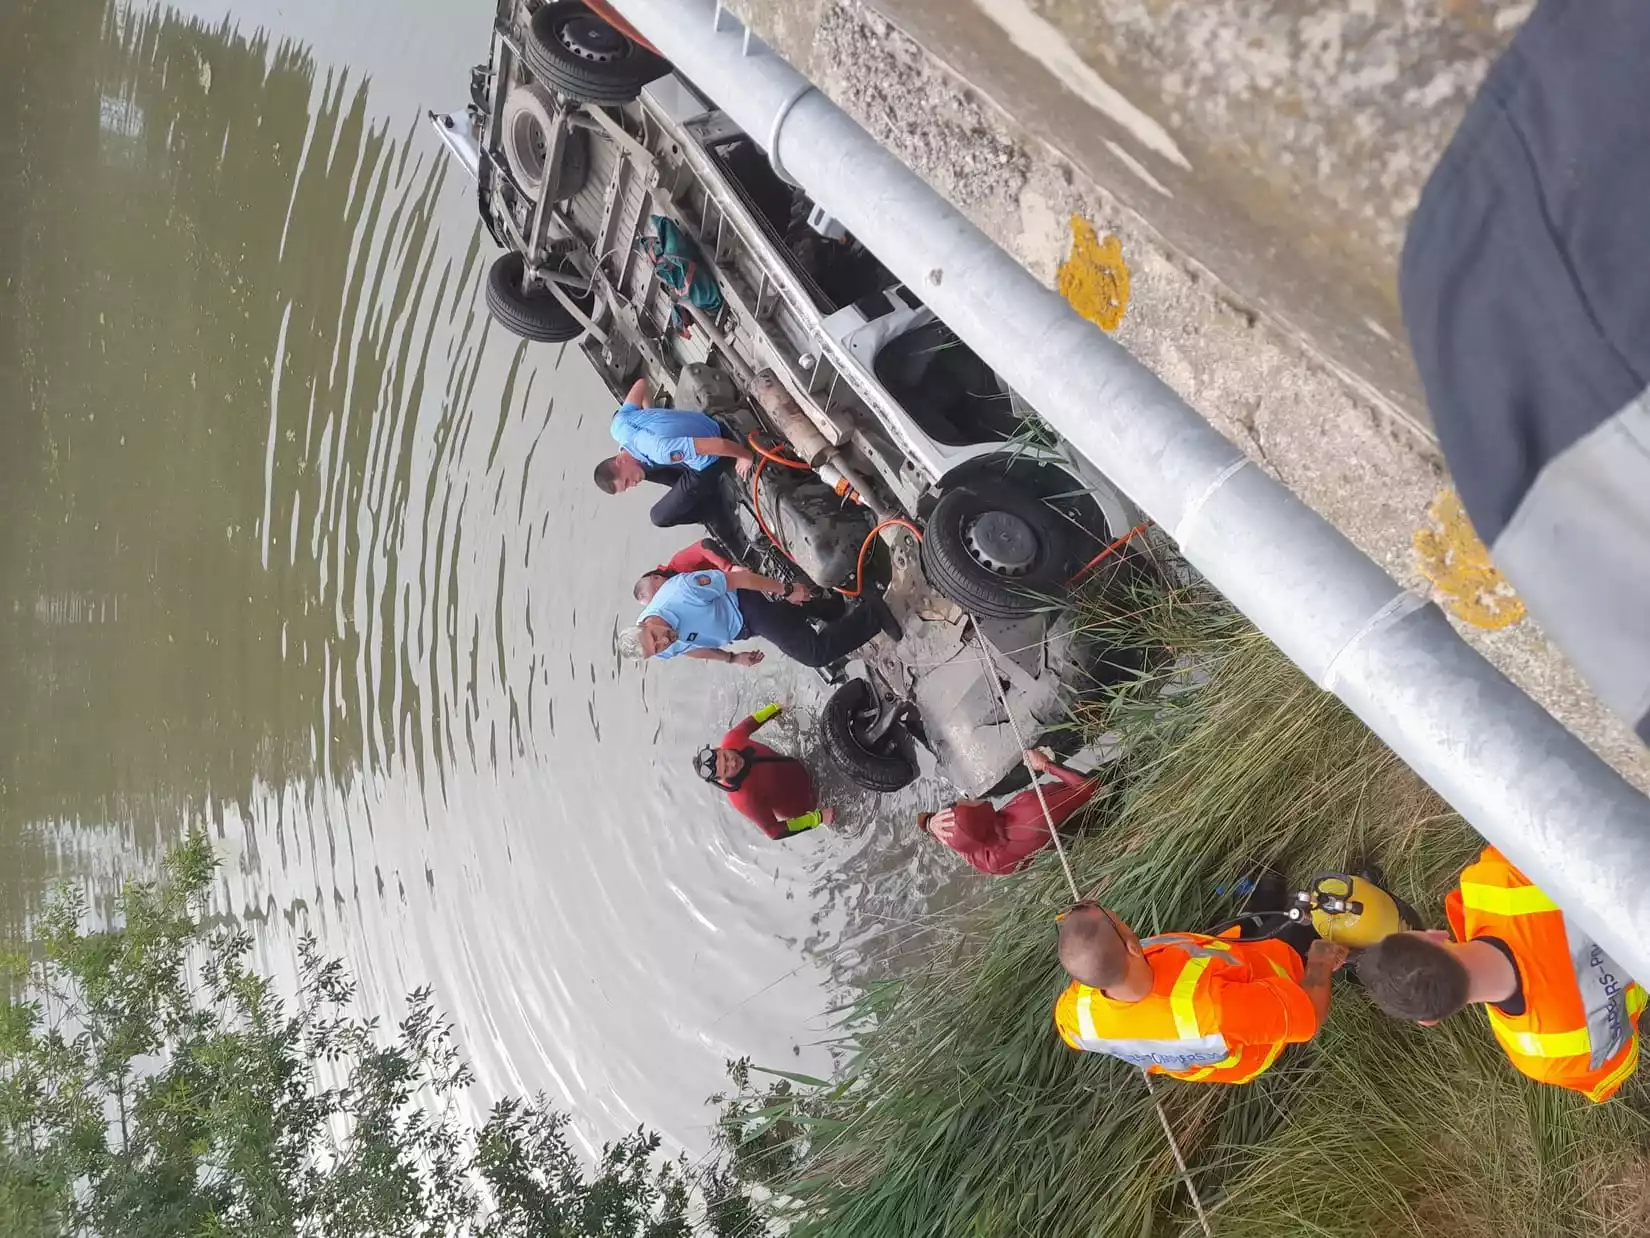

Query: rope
[
  {"left": 968, "top": 614, "right": 1213, "bottom": 1238},
  {"left": 1142, "top": 1071, "right": 1214, "bottom": 1237},
  {"left": 966, "top": 611, "right": 1083, "bottom": 904}
]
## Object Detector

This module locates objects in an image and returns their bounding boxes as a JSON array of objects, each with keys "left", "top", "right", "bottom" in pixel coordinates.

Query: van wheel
[
  {"left": 921, "top": 482, "right": 1073, "bottom": 620},
  {"left": 500, "top": 85, "right": 590, "bottom": 200},
  {"left": 820, "top": 679, "right": 918, "bottom": 793},
  {"left": 484, "top": 252, "right": 594, "bottom": 343},
  {"left": 523, "top": 2, "right": 670, "bottom": 106}
]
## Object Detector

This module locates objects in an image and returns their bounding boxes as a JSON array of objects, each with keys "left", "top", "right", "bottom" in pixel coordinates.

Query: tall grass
[{"left": 721, "top": 584, "right": 1650, "bottom": 1237}]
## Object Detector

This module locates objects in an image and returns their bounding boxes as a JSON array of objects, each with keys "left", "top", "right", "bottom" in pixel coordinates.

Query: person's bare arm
[
  {"left": 723, "top": 567, "right": 808, "bottom": 602},
  {"left": 685, "top": 648, "right": 765, "bottom": 666},
  {"left": 1042, "top": 764, "right": 1097, "bottom": 792},
  {"left": 1024, "top": 749, "right": 1082, "bottom": 786},
  {"left": 1300, "top": 940, "right": 1349, "bottom": 1030},
  {"left": 691, "top": 437, "right": 756, "bottom": 476},
  {"left": 723, "top": 567, "right": 781, "bottom": 592},
  {"left": 624, "top": 378, "right": 651, "bottom": 409}
]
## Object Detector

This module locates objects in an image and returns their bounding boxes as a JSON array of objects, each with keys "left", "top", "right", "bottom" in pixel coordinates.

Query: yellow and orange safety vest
[
  {"left": 1447, "top": 846, "right": 1645, "bottom": 1102},
  {"left": 1053, "top": 931, "right": 1318, "bottom": 1084}
]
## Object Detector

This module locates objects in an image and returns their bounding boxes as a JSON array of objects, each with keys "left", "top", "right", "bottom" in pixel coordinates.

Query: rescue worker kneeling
[
  {"left": 1356, "top": 845, "right": 1645, "bottom": 1103},
  {"left": 1054, "top": 903, "right": 1347, "bottom": 1084}
]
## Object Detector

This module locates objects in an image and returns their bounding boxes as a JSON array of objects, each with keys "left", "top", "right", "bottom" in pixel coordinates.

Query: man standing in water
[
  {"left": 621, "top": 566, "right": 896, "bottom": 669},
  {"left": 695, "top": 703, "right": 833, "bottom": 839},
  {"left": 593, "top": 378, "right": 757, "bottom": 528},
  {"left": 1053, "top": 902, "right": 1346, "bottom": 1084}
]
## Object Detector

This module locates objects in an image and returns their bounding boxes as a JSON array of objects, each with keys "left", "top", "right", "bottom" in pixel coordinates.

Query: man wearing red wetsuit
[
  {"left": 695, "top": 704, "right": 834, "bottom": 841},
  {"left": 634, "top": 539, "right": 733, "bottom": 603},
  {"left": 919, "top": 749, "right": 1102, "bottom": 875}
]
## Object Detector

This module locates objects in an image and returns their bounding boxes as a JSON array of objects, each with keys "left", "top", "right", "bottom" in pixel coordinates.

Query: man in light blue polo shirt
[
  {"left": 593, "top": 378, "right": 756, "bottom": 528},
  {"left": 625, "top": 566, "right": 894, "bottom": 669}
]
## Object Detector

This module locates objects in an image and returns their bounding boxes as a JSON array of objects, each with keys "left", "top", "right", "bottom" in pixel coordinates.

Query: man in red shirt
[
  {"left": 696, "top": 703, "right": 834, "bottom": 840},
  {"left": 634, "top": 539, "right": 733, "bottom": 604},
  {"left": 918, "top": 749, "right": 1102, "bottom": 875}
]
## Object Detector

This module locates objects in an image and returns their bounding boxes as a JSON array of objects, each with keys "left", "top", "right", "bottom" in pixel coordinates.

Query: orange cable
[
  {"left": 1068, "top": 521, "right": 1153, "bottom": 585},
  {"left": 834, "top": 518, "right": 923, "bottom": 598},
  {"left": 742, "top": 431, "right": 922, "bottom": 599},
  {"left": 746, "top": 430, "right": 812, "bottom": 469},
  {"left": 750, "top": 454, "right": 787, "bottom": 556}
]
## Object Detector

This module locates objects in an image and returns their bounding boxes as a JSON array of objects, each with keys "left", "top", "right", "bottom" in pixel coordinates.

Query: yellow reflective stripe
[
  {"left": 1586, "top": 1038, "right": 1640, "bottom": 1103},
  {"left": 1508, "top": 1027, "right": 1592, "bottom": 1058},
  {"left": 1176, "top": 1043, "right": 1283, "bottom": 1086},
  {"left": 1223, "top": 1041, "right": 1287, "bottom": 1085},
  {"left": 1487, "top": 984, "right": 1647, "bottom": 1064},
  {"left": 1490, "top": 1008, "right": 1591, "bottom": 1059},
  {"left": 1170, "top": 955, "right": 1217, "bottom": 1041},
  {"left": 1076, "top": 989, "right": 1100, "bottom": 1047},
  {"left": 1459, "top": 882, "right": 1559, "bottom": 917},
  {"left": 1170, "top": 1047, "right": 1240, "bottom": 1083}
]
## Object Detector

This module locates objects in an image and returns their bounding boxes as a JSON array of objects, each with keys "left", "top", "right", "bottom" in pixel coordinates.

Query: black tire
[
  {"left": 820, "top": 679, "right": 918, "bottom": 793},
  {"left": 484, "top": 252, "right": 594, "bottom": 343},
  {"left": 920, "top": 482, "right": 1074, "bottom": 620},
  {"left": 523, "top": 2, "right": 670, "bottom": 106}
]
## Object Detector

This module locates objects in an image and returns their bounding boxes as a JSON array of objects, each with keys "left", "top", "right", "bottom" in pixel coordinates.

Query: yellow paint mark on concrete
[
  {"left": 1057, "top": 216, "right": 1130, "bottom": 331},
  {"left": 1413, "top": 487, "right": 1526, "bottom": 630}
]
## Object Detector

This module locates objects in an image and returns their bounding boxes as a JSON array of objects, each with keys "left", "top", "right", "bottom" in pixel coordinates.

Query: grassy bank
[{"left": 720, "top": 585, "right": 1650, "bottom": 1237}]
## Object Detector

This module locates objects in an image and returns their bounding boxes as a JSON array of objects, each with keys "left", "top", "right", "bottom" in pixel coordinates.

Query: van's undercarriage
[{"left": 430, "top": 0, "right": 1151, "bottom": 796}]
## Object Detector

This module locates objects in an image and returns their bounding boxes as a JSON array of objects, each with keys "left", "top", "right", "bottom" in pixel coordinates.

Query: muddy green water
[{"left": 0, "top": 0, "right": 958, "bottom": 1152}]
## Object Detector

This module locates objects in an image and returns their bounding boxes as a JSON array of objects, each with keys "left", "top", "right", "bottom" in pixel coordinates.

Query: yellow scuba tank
[{"left": 1301, "top": 873, "right": 1412, "bottom": 948}]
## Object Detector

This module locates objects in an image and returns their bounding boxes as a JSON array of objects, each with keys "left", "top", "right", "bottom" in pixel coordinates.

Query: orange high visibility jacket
[
  {"left": 1053, "top": 932, "right": 1319, "bottom": 1084},
  {"left": 1447, "top": 847, "right": 1645, "bottom": 1103}
]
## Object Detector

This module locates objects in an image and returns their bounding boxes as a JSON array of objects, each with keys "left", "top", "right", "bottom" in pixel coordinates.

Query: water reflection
[
  {"left": 3, "top": 6, "right": 415, "bottom": 825},
  {"left": 0, "top": 0, "right": 981, "bottom": 1151}
]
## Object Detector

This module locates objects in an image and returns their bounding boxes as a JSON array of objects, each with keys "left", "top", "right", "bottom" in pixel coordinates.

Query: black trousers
[
  {"left": 644, "top": 458, "right": 731, "bottom": 528},
  {"left": 737, "top": 590, "right": 880, "bottom": 668}
]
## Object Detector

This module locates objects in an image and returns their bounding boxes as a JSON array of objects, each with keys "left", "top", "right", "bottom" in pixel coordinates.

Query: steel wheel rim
[
  {"left": 962, "top": 510, "right": 1038, "bottom": 577},
  {"left": 511, "top": 113, "right": 547, "bottom": 181},
  {"left": 558, "top": 15, "right": 628, "bottom": 62}
]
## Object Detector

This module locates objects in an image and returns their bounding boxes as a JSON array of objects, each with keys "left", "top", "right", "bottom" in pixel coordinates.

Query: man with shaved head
[{"left": 1053, "top": 902, "right": 1347, "bottom": 1084}]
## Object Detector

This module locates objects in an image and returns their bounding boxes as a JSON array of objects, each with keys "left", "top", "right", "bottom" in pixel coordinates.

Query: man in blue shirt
[
  {"left": 593, "top": 378, "right": 757, "bottom": 528},
  {"left": 625, "top": 566, "right": 895, "bottom": 668}
]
